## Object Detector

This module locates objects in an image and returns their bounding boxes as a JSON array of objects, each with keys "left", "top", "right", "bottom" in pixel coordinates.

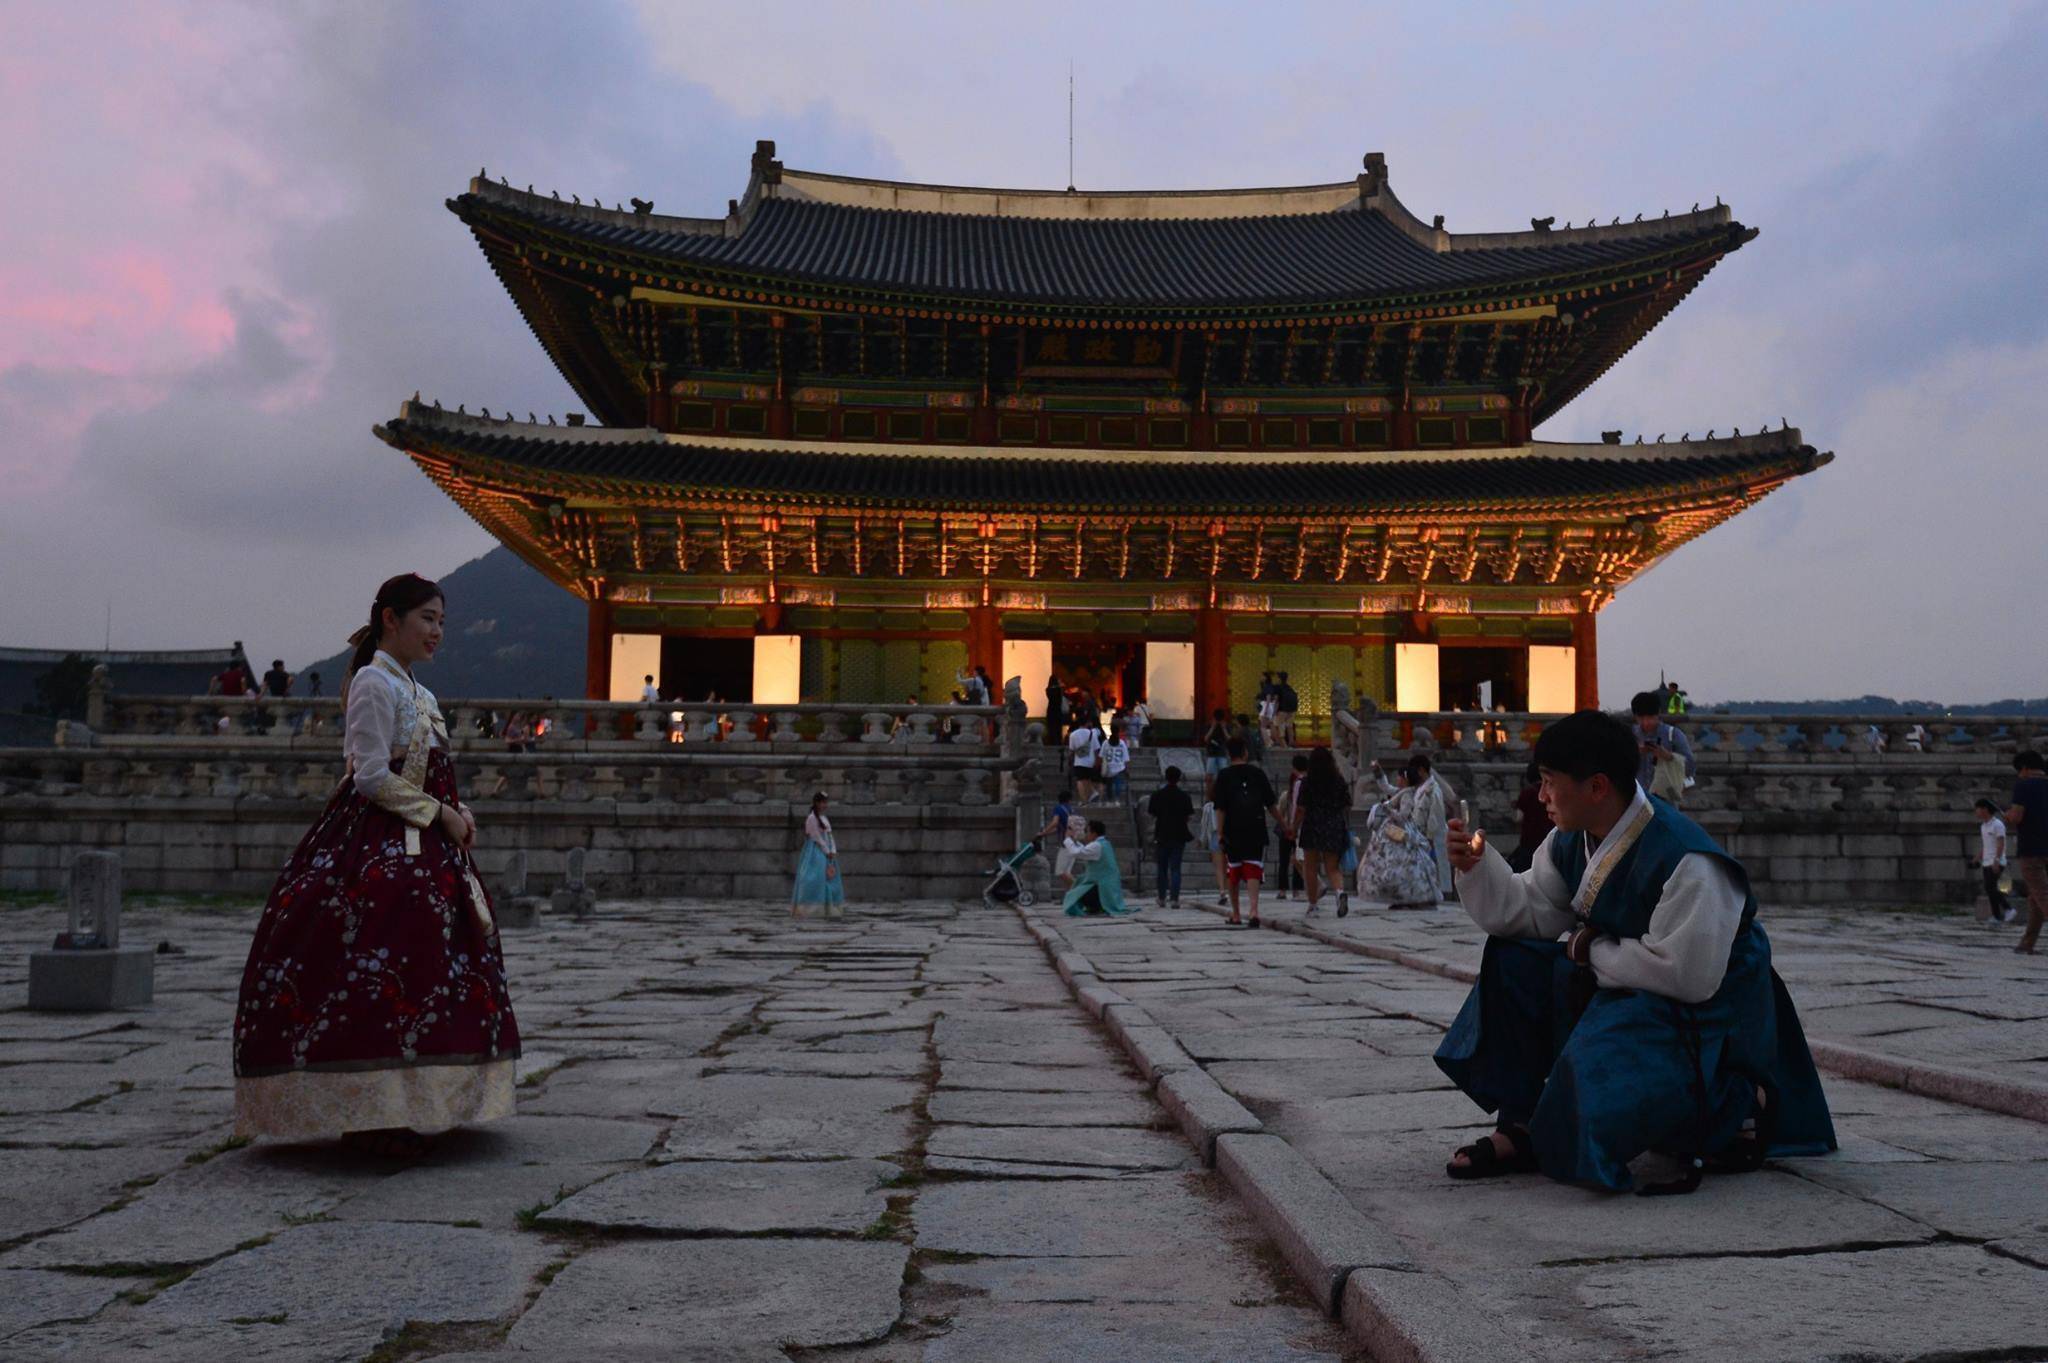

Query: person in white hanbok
[{"left": 1361, "top": 761, "right": 1442, "bottom": 908}]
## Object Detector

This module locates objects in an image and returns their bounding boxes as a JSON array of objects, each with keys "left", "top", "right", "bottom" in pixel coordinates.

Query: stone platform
[{"left": 0, "top": 893, "right": 2042, "bottom": 1360}]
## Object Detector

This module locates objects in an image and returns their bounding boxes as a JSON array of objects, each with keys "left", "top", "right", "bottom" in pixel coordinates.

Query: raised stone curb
[
  {"left": 1050, "top": 949, "right": 1095, "bottom": 990},
  {"left": 1158, "top": 1068, "right": 1263, "bottom": 1164},
  {"left": 1008, "top": 900, "right": 1546, "bottom": 1359},
  {"left": 1214, "top": 1131, "right": 1412, "bottom": 1316},
  {"left": 1075, "top": 982, "right": 1129, "bottom": 1019},
  {"left": 1342, "top": 1263, "right": 1536, "bottom": 1363},
  {"left": 1808, "top": 1039, "right": 2048, "bottom": 1125},
  {"left": 1103, "top": 1007, "right": 1197, "bottom": 1082}
]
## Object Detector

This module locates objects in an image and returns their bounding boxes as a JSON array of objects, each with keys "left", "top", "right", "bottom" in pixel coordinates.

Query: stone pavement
[
  {"left": 0, "top": 897, "right": 1360, "bottom": 1362},
  {"left": 1024, "top": 893, "right": 2048, "bottom": 1362}
]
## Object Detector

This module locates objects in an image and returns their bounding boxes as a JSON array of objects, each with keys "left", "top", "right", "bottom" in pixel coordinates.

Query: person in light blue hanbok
[
  {"left": 792, "top": 791, "right": 844, "bottom": 918},
  {"left": 1435, "top": 710, "right": 1834, "bottom": 1195},
  {"left": 1063, "top": 820, "right": 1132, "bottom": 917}
]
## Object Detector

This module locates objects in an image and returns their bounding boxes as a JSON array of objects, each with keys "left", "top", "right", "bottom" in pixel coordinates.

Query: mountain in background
[{"left": 298, "top": 547, "right": 585, "bottom": 700}]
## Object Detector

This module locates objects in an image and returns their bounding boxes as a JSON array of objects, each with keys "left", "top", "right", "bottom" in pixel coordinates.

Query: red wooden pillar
[
  {"left": 1194, "top": 605, "right": 1229, "bottom": 724},
  {"left": 585, "top": 596, "right": 614, "bottom": 702},
  {"left": 1572, "top": 609, "right": 1599, "bottom": 711},
  {"left": 966, "top": 604, "right": 1002, "bottom": 678}
]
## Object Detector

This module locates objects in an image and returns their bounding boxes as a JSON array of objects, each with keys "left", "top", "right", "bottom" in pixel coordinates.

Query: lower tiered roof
[{"left": 376, "top": 403, "right": 1828, "bottom": 604}]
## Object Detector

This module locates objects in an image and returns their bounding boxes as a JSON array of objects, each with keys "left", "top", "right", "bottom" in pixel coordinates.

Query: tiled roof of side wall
[{"left": 460, "top": 194, "right": 1737, "bottom": 310}]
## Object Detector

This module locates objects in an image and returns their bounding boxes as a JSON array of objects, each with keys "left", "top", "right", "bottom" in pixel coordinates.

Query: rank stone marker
[
  {"left": 27, "top": 851, "right": 154, "bottom": 1010},
  {"left": 497, "top": 848, "right": 542, "bottom": 929},
  {"left": 551, "top": 846, "right": 597, "bottom": 920}
]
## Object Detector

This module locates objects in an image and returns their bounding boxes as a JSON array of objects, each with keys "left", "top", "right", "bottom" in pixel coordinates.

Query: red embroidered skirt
[{"left": 232, "top": 750, "right": 520, "bottom": 1138}]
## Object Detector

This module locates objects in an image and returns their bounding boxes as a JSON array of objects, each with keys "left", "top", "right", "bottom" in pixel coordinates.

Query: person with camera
[{"left": 1433, "top": 709, "right": 1834, "bottom": 1193}]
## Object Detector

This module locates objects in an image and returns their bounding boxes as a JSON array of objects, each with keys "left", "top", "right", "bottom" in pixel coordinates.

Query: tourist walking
[
  {"left": 1129, "top": 696, "right": 1151, "bottom": 749},
  {"left": 1197, "top": 779, "right": 1229, "bottom": 907},
  {"left": 1508, "top": 763, "right": 1554, "bottom": 874},
  {"left": 1063, "top": 819, "right": 1132, "bottom": 916},
  {"left": 1239, "top": 711, "right": 1265, "bottom": 765},
  {"left": 1146, "top": 765, "right": 1195, "bottom": 908},
  {"left": 1068, "top": 718, "right": 1102, "bottom": 803},
  {"left": 1294, "top": 747, "right": 1352, "bottom": 917},
  {"left": 1273, "top": 671, "right": 1299, "bottom": 747},
  {"left": 1256, "top": 672, "right": 1278, "bottom": 749},
  {"left": 1203, "top": 709, "right": 1231, "bottom": 780},
  {"left": 1213, "top": 738, "right": 1280, "bottom": 927},
  {"left": 792, "top": 790, "right": 845, "bottom": 919},
  {"left": 1974, "top": 799, "right": 2014, "bottom": 924},
  {"left": 1100, "top": 726, "right": 1131, "bottom": 803},
  {"left": 232, "top": 573, "right": 519, "bottom": 1158},
  {"left": 1632, "top": 691, "right": 1695, "bottom": 804},
  {"left": 1274, "top": 753, "right": 1308, "bottom": 902},
  {"left": 2005, "top": 751, "right": 2048, "bottom": 954},
  {"left": 1044, "top": 678, "right": 1067, "bottom": 747},
  {"left": 1361, "top": 761, "right": 1441, "bottom": 909},
  {"left": 1393, "top": 753, "right": 1452, "bottom": 900}
]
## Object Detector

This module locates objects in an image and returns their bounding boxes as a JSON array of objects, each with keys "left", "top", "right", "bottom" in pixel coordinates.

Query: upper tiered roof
[{"left": 454, "top": 144, "right": 1750, "bottom": 317}]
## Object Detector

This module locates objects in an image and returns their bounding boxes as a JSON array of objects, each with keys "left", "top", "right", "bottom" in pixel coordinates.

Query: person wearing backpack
[
  {"left": 1068, "top": 720, "right": 1102, "bottom": 804},
  {"left": 1213, "top": 737, "right": 1281, "bottom": 928}
]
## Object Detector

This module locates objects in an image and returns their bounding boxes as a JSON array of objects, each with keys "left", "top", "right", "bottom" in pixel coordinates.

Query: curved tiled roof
[
  {"left": 378, "top": 408, "right": 1823, "bottom": 517},
  {"left": 460, "top": 186, "right": 1739, "bottom": 311}
]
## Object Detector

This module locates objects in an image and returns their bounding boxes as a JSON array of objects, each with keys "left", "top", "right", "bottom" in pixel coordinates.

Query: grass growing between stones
[
  {"left": 227, "top": 1313, "right": 288, "bottom": 1325},
  {"left": 514, "top": 1186, "right": 573, "bottom": 1230},
  {"left": 183, "top": 1133, "right": 251, "bottom": 1166}
]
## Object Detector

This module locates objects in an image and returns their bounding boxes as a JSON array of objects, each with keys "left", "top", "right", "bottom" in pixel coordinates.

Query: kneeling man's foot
[{"left": 1446, "top": 1124, "right": 1537, "bottom": 1180}]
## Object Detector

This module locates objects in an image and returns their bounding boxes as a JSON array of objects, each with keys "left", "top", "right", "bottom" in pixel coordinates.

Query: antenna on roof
[{"left": 1067, "top": 62, "right": 1075, "bottom": 192}]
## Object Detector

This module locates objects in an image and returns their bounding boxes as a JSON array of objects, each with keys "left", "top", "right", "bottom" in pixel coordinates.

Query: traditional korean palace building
[{"left": 379, "top": 143, "right": 1827, "bottom": 731}]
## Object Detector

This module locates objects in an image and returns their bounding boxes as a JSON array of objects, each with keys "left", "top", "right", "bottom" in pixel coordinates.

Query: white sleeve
[
  {"left": 345, "top": 673, "right": 438, "bottom": 828},
  {"left": 1587, "top": 853, "right": 1745, "bottom": 1004},
  {"left": 1065, "top": 838, "right": 1103, "bottom": 863},
  {"left": 1453, "top": 831, "right": 1576, "bottom": 940}
]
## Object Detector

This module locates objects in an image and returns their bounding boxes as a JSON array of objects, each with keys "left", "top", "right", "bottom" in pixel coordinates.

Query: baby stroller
[{"left": 983, "top": 841, "right": 1040, "bottom": 907}]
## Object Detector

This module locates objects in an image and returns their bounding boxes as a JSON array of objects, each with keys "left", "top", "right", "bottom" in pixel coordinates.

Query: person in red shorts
[{"left": 1213, "top": 737, "right": 1281, "bottom": 928}]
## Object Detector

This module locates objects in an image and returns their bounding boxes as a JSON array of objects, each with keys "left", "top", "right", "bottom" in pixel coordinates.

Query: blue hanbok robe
[
  {"left": 1435, "top": 792, "right": 1834, "bottom": 1191},
  {"left": 1062, "top": 838, "right": 1132, "bottom": 916}
]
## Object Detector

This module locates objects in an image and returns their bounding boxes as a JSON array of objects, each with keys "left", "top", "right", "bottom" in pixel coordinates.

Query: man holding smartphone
[{"left": 1433, "top": 709, "right": 1834, "bottom": 1194}]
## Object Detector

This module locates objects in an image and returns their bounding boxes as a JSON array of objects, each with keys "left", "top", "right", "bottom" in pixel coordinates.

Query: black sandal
[
  {"left": 1707, "top": 1086, "right": 1775, "bottom": 1175},
  {"left": 1446, "top": 1125, "right": 1537, "bottom": 1180}
]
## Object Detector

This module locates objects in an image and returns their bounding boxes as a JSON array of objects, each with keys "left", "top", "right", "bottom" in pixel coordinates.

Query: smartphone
[{"left": 1458, "top": 799, "right": 1471, "bottom": 829}]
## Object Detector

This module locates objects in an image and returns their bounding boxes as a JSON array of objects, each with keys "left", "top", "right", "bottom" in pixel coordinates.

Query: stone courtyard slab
[
  {"left": 542, "top": 1157, "right": 897, "bottom": 1233},
  {"left": 505, "top": 1238, "right": 908, "bottom": 1355}
]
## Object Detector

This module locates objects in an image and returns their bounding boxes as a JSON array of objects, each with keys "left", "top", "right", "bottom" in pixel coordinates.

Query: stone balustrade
[
  {"left": 92, "top": 695, "right": 1012, "bottom": 754},
  {"left": 1332, "top": 705, "right": 2039, "bottom": 906}
]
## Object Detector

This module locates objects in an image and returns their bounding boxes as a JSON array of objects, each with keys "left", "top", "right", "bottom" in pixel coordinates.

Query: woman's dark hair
[
  {"left": 1303, "top": 746, "right": 1348, "bottom": 805},
  {"left": 1087, "top": 819, "right": 1107, "bottom": 837},
  {"left": 1629, "top": 690, "right": 1662, "bottom": 718},
  {"left": 2015, "top": 750, "right": 2045, "bottom": 772},
  {"left": 344, "top": 574, "right": 444, "bottom": 683},
  {"left": 1533, "top": 709, "right": 1639, "bottom": 794},
  {"left": 1405, "top": 753, "right": 1432, "bottom": 783},
  {"left": 1975, "top": 798, "right": 1997, "bottom": 814},
  {"left": 1523, "top": 762, "right": 1543, "bottom": 787},
  {"left": 812, "top": 790, "right": 829, "bottom": 808}
]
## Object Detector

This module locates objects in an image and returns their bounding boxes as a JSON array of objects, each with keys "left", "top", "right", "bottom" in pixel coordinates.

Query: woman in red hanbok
[{"left": 233, "top": 574, "right": 519, "bottom": 1155}]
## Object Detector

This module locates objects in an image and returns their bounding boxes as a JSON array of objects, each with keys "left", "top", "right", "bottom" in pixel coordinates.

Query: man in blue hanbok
[{"left": 1434, "top": 710, "right": 1834, "bottom": 1194}]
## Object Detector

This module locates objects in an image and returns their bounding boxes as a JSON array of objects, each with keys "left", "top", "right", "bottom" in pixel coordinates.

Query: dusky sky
[{"left": 1, "top": 1, "right": 2042, "bottom": 704}]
